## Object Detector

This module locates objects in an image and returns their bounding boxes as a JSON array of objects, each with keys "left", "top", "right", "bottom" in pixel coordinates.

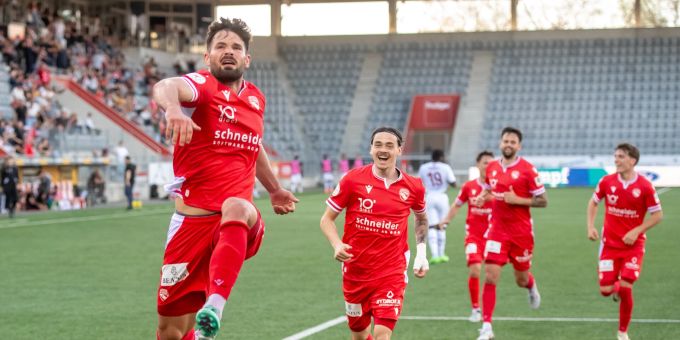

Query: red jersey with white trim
[
  {"left": 484, "top": 157, "right": 545, "bottom": 236},
  {"left": 165, "top": 69, "right": 266, "bottom": 212},
  {"left": 326, "top": 165, "right": 426, "bottom": 282},
  {"left": 455, "top": 179, "right": 492, "bottom": 239},
  {"left": 592, "top": 173, "right": 662, "bottom": 249}
]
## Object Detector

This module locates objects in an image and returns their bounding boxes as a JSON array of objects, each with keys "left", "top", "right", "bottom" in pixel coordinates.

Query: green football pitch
[{"left": 1, "top": 188, "right": 679, "bottom": 339}]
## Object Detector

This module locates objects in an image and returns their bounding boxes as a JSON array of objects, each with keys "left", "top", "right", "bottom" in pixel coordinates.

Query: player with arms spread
[
  {"left": 320, "top": 127, "right": 430, "bottom": 340},
  {"left": 152, "top": 18, "right": 298, "bottom": 340},
  {"left": 417, "top": 149, "right": 456, "bottom": 264},
  {"left": 587, "top": 143, "right": 663, "bottom": 340},
  {"left": 472, "top": 127, "right": 547, "bottom": 340},
  {"left": 439, "top": 150, "right": 494, "bottom": 323}
]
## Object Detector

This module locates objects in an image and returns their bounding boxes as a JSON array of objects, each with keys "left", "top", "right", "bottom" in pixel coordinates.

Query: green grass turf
[{"left": 0, "top": 188, "right": 678, "bottom": 339}]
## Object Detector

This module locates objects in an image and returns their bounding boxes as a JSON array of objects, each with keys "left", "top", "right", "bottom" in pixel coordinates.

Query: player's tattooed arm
[
  {"left": 530, "top": 193, "right": 548, "bottom": 208},
  {"left": 414, "top": 211, "right": 429, "bottom": 244}
]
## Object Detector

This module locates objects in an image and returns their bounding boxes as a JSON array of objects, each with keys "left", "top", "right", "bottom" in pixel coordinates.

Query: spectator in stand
[
  {"left": 1, "top": 157, "right": 20, "bottom": 218},
  {"left": 84, "top": 112, "right": 96, "bottom": 133},
  {"left": 36, "top": 138, "right": 52, "bottom": 156},
  {"left": 87, "top": 168, "right": 106, "bottom": 206}
]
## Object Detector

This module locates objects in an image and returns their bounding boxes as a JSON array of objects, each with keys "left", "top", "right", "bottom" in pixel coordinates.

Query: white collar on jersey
[
  {"left": 371, "top": 164, "right": 403, "bottom": 189},
  {"left": 499, "top": 156, "right": 521, "bottom": 172},
  {"left": 617, "top": 172, "right": 639, "bottom": 190}
]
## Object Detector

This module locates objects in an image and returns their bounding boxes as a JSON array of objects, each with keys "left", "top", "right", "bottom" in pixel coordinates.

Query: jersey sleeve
[
  {"left": 592, "top": 177, "right": 606, "bottom": 204},
  {"left": 326, "top": 175, "right": 351, "bottom": 213},
  {"left": 447, "top": 165, "right": 456, "bottom": 184},
  {"left": 455, "top": 184, "right": 468, "bottom": 206},
  {"left": 181, "top": 72, "right": 209, "bottom": 105},
  {"left": 527, "top": 166, "right": 546, "bottom": 196},
  {"left": 412, "top": 180, "right": 427, "bottom": 213},
  {"left": 645, "top": 183, "right": 662, "bottom": 213}
]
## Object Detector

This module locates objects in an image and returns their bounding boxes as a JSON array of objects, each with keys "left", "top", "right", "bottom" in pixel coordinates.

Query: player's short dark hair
[
  {"left": 476, "top": 150, "right": 494, "bottom": 163},
  {"left": 370, "top": 127, "right": 403, "bottom": 147},
  {"left": 431, "top": 149, "right": 444, "bottom": 162},
  {"left": 616, "top": 143, "right": 640, "bottom": 165},
  {"left": 501, "top": 126, "right": 523, "bottom": 142},
  {"left": 206, "top": 17, "right": 252, "bottom": 51}
]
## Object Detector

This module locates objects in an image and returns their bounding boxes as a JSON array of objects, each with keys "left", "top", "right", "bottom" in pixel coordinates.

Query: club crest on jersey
[
  {"left": 632, "top": 188, "right": 641, "bottom": 198},
  {"left": 365, "top": 185, "right": 373, "bottom": 194},
  {"left": 187, "top": 72, "right": 206, "bottom": 84},
  {"left": 248, "top": 96, "right": 260, "bottom": 110},
  {"left": 607, "top": 194, "right": 619, "bottom": 205},
  {"left": 490, "top": 179, "right": 498, "bottom": 188},
  {"left": 399, "top": 188, "right": 410, "bottom": 201},
  {"left": 511, "top": 170, "right": 520, "bottom": 179}
]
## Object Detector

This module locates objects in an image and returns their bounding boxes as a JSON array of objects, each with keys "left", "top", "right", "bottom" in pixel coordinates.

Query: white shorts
[
  {"left": 323, "top": 173, "right": 334, "bottom": 183},
  {"left": 291, "top": 173, "right": 302, "bottom": 184},
  {"left": 425, "top": 193, "right": 450, "bottom": 226}
]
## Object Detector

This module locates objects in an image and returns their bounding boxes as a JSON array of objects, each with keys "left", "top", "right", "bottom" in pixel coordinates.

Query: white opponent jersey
[{"left": 418, "top": 161, "right": 456, "bottom": 194}]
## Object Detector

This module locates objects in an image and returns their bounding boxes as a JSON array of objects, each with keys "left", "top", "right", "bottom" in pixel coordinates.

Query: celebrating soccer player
[
  {"left": 417, "top": 149, "right": 457, "bottom": 264},
  {"left": 586, "top": 143, "right": 663, "bottom": 340},
  {"left": 152, "top": 18, "right": 298, "bottom": 340},
  {"left": 472, "top": 127, "right": 547, "bottom": 340},
  {"left": 439, "top": 150, "right": 494, "bottom": 323},
  {"left": 320, "top": 127, "right": 429, "bottom": 340}
]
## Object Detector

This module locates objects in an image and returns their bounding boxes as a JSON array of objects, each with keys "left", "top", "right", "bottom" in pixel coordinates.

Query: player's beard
[
  {"left": 502, "top": 147, "right": 516, "bottom": 159},
  {"left": 211, "top": 64, "right": 244, "bottom": 84}
]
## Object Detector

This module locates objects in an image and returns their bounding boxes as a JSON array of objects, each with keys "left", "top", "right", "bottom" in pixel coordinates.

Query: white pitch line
[
  {"left": 657, "top": 187, "right": 672, "bottom": 195},
  {"left": 282, "top": 316, "right": 346, "bottom": 340},
  {"left": 283, "top": 315, "right": 680, "bottom": 339},
  {"left": 0, "top": 209, "right": 169, "bottom": 230}
]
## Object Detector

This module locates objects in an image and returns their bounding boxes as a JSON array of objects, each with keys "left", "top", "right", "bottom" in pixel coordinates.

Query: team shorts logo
[
  {"left": 345, "top": 302, "right": 362, "bottom": 317},
  {"left": 160, "top": 263, "right": 189, "bottom": 286},
  {"left": 358, "top": 197, "right": 376, "bottom": 212},
  {"left": 248, "top": 96, "right": 260, "bottom": 110},
  {"left": 511, "top": 170, "right": 520, "bottom": 179},
  {"left": 599, "top": 260, "right": 614, "bottom": 272},
  {"left": 186, "top": 72, "right": 206, "bottom": 84},
  {"left": 632, "top": 188, "right": 641, "bottom": 198},
  {"left": 399, "top": 188, "right": 410, "bottom": 201},
  {"left": 607, "top": 194, "right": 619, "bottom": 205},
  {"left": 387, "top": 291, "right": 394, "bottom": 299},
  {"left": 159, "top": 288, "right": 169, "bottom": 301},
  {"left": 625, "top": 257, "right": 640, "bottom": 270},
  {"left": 514, "top": 249, "right": 532, "bottom": 263}
]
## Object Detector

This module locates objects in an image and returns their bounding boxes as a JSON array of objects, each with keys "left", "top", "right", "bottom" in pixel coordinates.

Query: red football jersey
[
  {"left": 455, "top": 179, "right": 492, "bottom": 240},
  {"left": 483, "top": 157, "right": 545, "bottom": 236},
  {"left": 592, "top": 173, "right": 662, "bottom": 249},
  {"left": 165, "top": 70, "right": 266, "bottom": 212},
  {"left": 326, "top": 165, "right": 427, "bottom": 282}
]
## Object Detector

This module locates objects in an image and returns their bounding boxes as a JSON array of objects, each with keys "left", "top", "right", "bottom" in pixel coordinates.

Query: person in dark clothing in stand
[
  {"left": 124, "top": 156, "right": 136, "bottom": 210},
  {"left": 1, "top": 157, "right": 20, "bottom": 218}
]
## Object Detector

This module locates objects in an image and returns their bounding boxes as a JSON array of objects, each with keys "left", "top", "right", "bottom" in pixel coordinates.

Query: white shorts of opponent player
[
  {"left": 426, "top": 192, "right": 449, "bottom": 259},
  {"left": 290, "top": 173, "right": 303, "bottom": 193},
  {"left": 323, "top": 172, "right": 334, "bottom": 190}
]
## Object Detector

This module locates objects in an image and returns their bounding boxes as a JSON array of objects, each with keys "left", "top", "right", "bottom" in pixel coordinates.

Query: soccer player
[
  {"left": 152, "top": 18, "right": 298, "bottom": 340},
  {"left": 417, "top": 149, "right": 456, "bottom": 264},
  {"left": 439, "top": 150, "right": 494, "bottom": 322},
  {"left": 472, "top": 127, "right": 547, "bottom": 340},
  {"left": 587, "top": 143, "right": 663, "bottom": 340},
  {"left": 320, "top": 127, "right": 430, "bottom": 340},
  {"left": 290, "top": 155, "right": 303, "bottom": 193},
  {"left": 339, "top": 153, "right": 350, "bottom": 177},
  {"left": 322, "top": 154, "right": 334, "bottom": 194}
]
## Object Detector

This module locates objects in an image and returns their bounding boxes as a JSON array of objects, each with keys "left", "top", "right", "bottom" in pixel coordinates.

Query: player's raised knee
[
  {"left": 220, "top": 197, "right": 257, "bottom": 226},
  {"left": 599, "top": 285, "right": 615, "bottom": 296},
  {"left": 156, "top": 326, "right": 184, "bottom": 340},
  {"left": 515, "top": 276, "right": 529, "bottom": 288}
]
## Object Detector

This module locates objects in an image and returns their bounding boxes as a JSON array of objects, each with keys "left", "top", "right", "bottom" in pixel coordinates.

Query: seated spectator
[{"left": 36, "top": 138, "right": 52, "bottom": 156}]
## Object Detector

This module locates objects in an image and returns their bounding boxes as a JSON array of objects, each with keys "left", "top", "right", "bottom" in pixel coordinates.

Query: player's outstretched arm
[
  {"left": 586, "top": 199, "right": 600, "bottom": 241},
  {"left": 153, "top": 77, "right": 201, "bottom": 146},
  {"left": 440, "top": 203, "right": 462, "bottom": 229},
  {"left": 320, "top": 207, "right": 353, "bottom": 262},
  {"left": 413, "top": 211, "right": 429, "bottom": 278},
  {"left": 256, "top": 148, "right": 298, "bottom": 215},
  {"left": 623, "top": 210, "right": 663, "bottom": 245}
]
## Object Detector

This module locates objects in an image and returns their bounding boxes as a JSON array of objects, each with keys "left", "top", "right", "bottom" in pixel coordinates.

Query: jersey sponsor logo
[
  {"left": 332, "top": 185, "right": 340, "bottom": 197},
  {"left": 365, "top": 185, "right": 373, "bottom": 194},
  {"left": 354, "top": 217, "right": 401, "bottom": 234},
  {"left": 465, "top": 243, "right": 478, "bottom": 255},
  {"left": 358, "top": 197, "right": 376, "bottom": 212},
  {"left": 218, "top": 104, "right": 237, "bottom": 122},
  {"left": 485, "top": 240, "right": 501, "bottom": 254},
  {"left": 599, "top": 259, "right": 614, "bottom": 272},
  {"left": 159, "top": 288, "right": 169, "bottom": 301},
  {"left": 632, "top": 188, "right": 641, "bottom": 198},
  {"left": 399, "top": 188, "right": 410, "bottom": 201},
  {"left": 511, "top": 170, "right": 520, "bottom": 179},
  {"left": 606, "top": 194, "right": 619, "bottom": 205},
  {"left": 213, "top": 129, "right": 262, "bottom": 151},
  {"left": 187, "top": 72, "right": 206, "bottom": 84},
  {"left": 248, "top": 96, "right": 260, "bottom": 110},
  {"left": 160, "top": 263, "right": 189, "bottom": 286},
  {"left": 345, "top": 302, "right": 362, "bottom": 317},
  {"left": 470, "top": 207, "right": 492, "bottom": 215}
]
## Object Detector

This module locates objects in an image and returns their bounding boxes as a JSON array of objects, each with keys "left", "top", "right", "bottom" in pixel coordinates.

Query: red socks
[
  {"left": 525, "top": 272, "right": 535, "bottom": 290},
  {"left": 208, "top": 220, "right": 249, "bottom": 299},
  {"left": 482, "top": 283, "right": 496, "bottom": 323},
  {"left": 366, "top": 335, "right": 373, "bottom": 340},
  {"left": 469, "top": 277, "right": 480, "bottom": 309},
  {"left": 181, "top": 330, "right": 195, "bottom": 340},
  {"left": 619, "top": 286, "right": 633, "bottom": 332}
]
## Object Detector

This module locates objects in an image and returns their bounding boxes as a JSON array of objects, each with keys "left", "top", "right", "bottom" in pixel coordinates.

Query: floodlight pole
[
  {"left": 388, "top": 0, "right": 397, "bottom": 34},
  {"left": 510, "top": 0, "right": 518, "bottom": 31}
]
